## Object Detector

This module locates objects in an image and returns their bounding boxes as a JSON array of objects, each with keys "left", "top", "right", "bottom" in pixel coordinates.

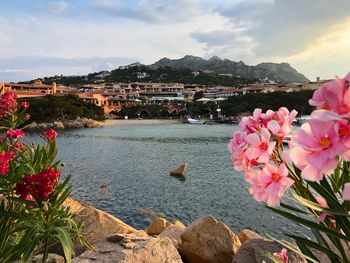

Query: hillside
[
  {"left": 34, "top": 55, "right": 309, "bottom": 86},
  {"left": 151, "top": 55, "right": 309, "bottom": 83},
  {"left": 40, "top": 64, "right": 255, "bottom": 87}
]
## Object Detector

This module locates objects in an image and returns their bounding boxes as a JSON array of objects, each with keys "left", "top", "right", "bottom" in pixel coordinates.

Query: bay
[{"left": 30, "top": 122, "right": 303, "bottom": 238}]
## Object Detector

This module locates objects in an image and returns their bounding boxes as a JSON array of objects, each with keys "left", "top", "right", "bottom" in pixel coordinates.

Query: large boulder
[
  {"left": 180, "top": 215, "right": 241, "bottom": 263},
  {"left": 238, "top": 229, "right": 262, "bottom": 244},
  {"left": 63, "top": 198, "right": 143, "bottom": 247},
  {"left": 232, "top": 239, "right": 304, "bottom": 263},
  {"left": 73, "top": 233, "right": 183, "bottom": 263}
]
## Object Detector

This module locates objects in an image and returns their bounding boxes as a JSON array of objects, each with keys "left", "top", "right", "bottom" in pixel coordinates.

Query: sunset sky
[{"left": 0, "top": 0, "right": 349, "bottom": 82}]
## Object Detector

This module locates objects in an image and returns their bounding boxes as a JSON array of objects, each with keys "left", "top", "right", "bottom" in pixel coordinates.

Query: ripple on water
[{"left": 27, "top": 123, "right": 303, "bottom": 238}]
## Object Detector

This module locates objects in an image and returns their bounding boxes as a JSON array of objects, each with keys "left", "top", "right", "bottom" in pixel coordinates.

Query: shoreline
[{"left": 99, "top": 119, "right": 182, "bottom": 127}]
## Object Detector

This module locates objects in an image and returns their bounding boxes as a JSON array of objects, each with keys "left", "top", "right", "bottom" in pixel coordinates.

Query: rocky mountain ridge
[{"left": 150, "top": 55, "right": 309, "bottom": 83}]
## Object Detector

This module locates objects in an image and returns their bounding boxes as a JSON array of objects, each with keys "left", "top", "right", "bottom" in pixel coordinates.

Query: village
[{"left": 0, "top": 78, "right": 323, "bottom": 118}]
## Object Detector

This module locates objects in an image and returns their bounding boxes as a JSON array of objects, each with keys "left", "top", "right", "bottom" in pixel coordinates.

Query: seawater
[{"left": 29, "top": 123, "right": 303, "bottom": 238}]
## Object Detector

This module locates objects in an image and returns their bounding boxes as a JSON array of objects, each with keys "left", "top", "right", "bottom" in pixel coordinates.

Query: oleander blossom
[
  {"left": 289, "top": 118, "right": 345, "bottom": 181},
  {"left": 42, "top": 128, "right": 58, "bottom": 143},
  {"left": 245, "top": 128, "right": 276, "bottom": 164},
  {"left": 246, "top": 163, "right": 294, "bottom": 207},
  {"left": 0, "top": 151, "right": 13, "bottom": 175},
  {"left": 15, "top": 167, "right": 60, "bottom": 201},
  {"left": 21, "top": 101, "right": 29, "bottom": 109},
  {"left": 309, "top": 72, "right": 350, "bottom": 117},
  {"left": 273, "top": 248, "right": 289, "bottom": 263},
  {"left": 6, "top": 129, "right": 25, "bottom": 139},
  {"left": 266, "top": 107, "right": 298, "bottom": 142},
  {"left": 0, "top": 91, "right": 17, "bottom": 118}
]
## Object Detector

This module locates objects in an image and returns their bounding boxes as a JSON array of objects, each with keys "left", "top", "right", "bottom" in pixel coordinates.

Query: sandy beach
[{"left": 99, "top": 119, "right": 182, "bottom": 127}]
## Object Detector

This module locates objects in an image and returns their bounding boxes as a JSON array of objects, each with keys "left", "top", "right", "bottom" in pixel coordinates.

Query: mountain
[{"left": 150, "top": 55, "right": 309, "bottom": 83}]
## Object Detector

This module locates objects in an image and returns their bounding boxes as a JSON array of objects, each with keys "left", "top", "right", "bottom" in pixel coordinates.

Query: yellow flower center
[
  {"left": 319, "top": 136, "right": 331, "bottom": 149},
  {"left": 272, "top": 173, "right": 281, "bottom": 182},
  {"left": 260, "top": 142, "right": 267, "bottom": 151}
]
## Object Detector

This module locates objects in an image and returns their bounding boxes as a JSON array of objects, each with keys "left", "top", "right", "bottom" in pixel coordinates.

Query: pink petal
[
  {"left": 301, "top": 165, "right": 323, "bottom": 181},
  {"left": 342, "top": 183, "right": 350, "bottom": 200},
  {"left": 245, "top": 133, "right": 261, "bottom": 147}
]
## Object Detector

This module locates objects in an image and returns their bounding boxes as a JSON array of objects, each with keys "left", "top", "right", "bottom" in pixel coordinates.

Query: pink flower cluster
[
  {"left": 290, "top": 73, "right": 350, "bottom": 189},
  {"left": 0, "top": 151, "right": 13, "bottom": 175},
  {"left": 6, "top": 129, "right": 25, "bottom": 139},
  {"left": 41, "top": 129, "right": 58, "bottom": 143},
  {"left": 228, "top": 107, "right": 297, "bottom": 206},
  {"left": 0, "top": 92, "right": 17, "bottom": 119},
  {"left": 15, "top": 167, "right": 60, "bottom": 201}
]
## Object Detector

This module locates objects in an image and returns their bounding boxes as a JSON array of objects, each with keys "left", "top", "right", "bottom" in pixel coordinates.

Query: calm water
[{"left": 31, "top": 123, "right": 303, "bottom": 238}]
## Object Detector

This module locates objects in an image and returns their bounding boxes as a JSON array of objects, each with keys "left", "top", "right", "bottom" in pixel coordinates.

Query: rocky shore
[
  {"left": 35, "top": 197, "right": 312, "bottom": 263},
  {"left": 25, "top": 118, "right": 101, "bottom": 129}
]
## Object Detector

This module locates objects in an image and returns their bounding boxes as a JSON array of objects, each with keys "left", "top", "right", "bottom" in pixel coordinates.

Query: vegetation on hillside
[
  {"left": 111, "top": 90, "right": 314, "bottom": 119},
  {"left": 25, "top": 95, "right": 106, "bottom": 123},
  {"left": 218, "top": 90, "right": 314, "bottom": 117},
  {"left": 38, "top": 65, "right": 255, "bottom": 87}
]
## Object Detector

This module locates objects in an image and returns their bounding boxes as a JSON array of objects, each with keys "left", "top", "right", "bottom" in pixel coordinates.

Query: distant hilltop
[
  {"left": 150, "top": 55, "right": 309, "bottom": 83},
  {"left": 18, "top": 55, "right": 310, "bottom": 86}
]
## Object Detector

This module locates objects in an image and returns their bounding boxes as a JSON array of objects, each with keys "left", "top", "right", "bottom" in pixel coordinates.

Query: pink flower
[
  {"left": 342, "top": 183, "right": 350, "bottom": 200},
  {"left": 6, "top": 129, "right": 25, "bottom": 139},
  {"left": 267, "top": 107, "right": 298, "bottom": 141},
  {"left": 0, "top": 92, "right": 17, "bottom": 118},
  {"left": 289, "top": 119, "right": 345, "bottom": 181},
  {"left": 273, "top": 248, "right": 289, "bottom": 263},
  {"left": 247, "top": 163, "right": 294, "bottom": 207},
  {"left": 0, "top": 151, "right": 13, "bottom": 175},
  {"left": 309, "top": 73, "right": 350, "bottom": 117},
  {"left": 245, "top": 128, "right": 276, "bottom": 164},
  {"left": 42, "top": 128, "right": 58, "bottom": 143},
  {"left": 21, "top": 101, "right": 29, "bottom": 109}
]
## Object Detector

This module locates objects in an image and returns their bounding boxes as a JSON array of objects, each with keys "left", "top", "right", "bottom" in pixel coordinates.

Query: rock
[
  {"left": 173, "top": 220, "right": 186, "bottom": 230},
  {"left": 14, "top": 254, "right": 65, "bottom": 263},
  {"left": 180, "top": 215, "right": 241, "bottom": 263},
  {"left": 238, "top": 229, "right": 262, "bottom": 244},
  {"left": 53, "top": 121, "right": 65, "bottom": 129},
  {"left": 159, "top": 226, "right": 185, "bottom": 249},
  {"left": 37, "top": 122, "right": 49, "bottom": 129},
  {"left": 62, "top": 198, "right": 144, "bottom": 253},
  {"left": 72, "top": 234, "right": 183, "bottom": 263},
  {"left": 232, "top": 239, "right": 304, "bottom": 263},
  {"left": 25, "top": 122, "right": 38, "bottom": 129},
  {"left": 145, "top": 218, "right": 172, "bottom": 235}
]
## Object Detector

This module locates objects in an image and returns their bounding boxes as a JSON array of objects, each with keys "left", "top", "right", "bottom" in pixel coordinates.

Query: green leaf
[
  {"left": 286, "top": 234, "right": 341, "bottom": 261},
  {"left": 55, "top": 227, "right": 73, "bottom": 263},
  {"left": 267, "top": 206, "right": 350, "bottom": 241},
  {"left": 292, "top": 193, "right": 350, "bottom": 216}
]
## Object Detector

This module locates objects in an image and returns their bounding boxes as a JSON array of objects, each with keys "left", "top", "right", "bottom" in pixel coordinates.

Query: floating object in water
[
  {"left": 170, "top": 163, "right": 187, "bottom": 177},
  {"left": 100, "top": 183, "right": 111, "bottom": 189},
  {"left": 187, "top": 118, "right": 205, "bottom": 125}
]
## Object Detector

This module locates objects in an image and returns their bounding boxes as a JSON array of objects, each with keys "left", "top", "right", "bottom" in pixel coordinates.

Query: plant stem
[{"left": 42, "top": 238, "right": 48, "bottom": 263}]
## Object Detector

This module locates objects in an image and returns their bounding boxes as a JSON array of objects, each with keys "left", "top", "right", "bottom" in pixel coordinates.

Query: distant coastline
[{"left": 100, "top": 119, "right": 181, "bottom": 127}]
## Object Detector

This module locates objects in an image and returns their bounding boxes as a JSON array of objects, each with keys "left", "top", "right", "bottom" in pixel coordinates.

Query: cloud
[
  {"left": 0, "top": 56, "right": 136, "bottom": 82},
  {"left": 211, "top": 0, "right": 350, "bottom": 57},
  {"left": 35, "top": 1, "right": 69, "bottom": 15},
  {"left": 90, "top": 0, "right": 203, "bottom": 23}
]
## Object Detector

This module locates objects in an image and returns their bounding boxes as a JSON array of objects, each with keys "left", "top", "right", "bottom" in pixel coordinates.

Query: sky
[{"left": 0, "top": 0, "right": 349, "bottom": 82}]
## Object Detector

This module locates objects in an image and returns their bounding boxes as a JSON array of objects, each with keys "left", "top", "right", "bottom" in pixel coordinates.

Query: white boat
[{"left": 187, "top": 118, "right": 205, "bottom": 124}]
